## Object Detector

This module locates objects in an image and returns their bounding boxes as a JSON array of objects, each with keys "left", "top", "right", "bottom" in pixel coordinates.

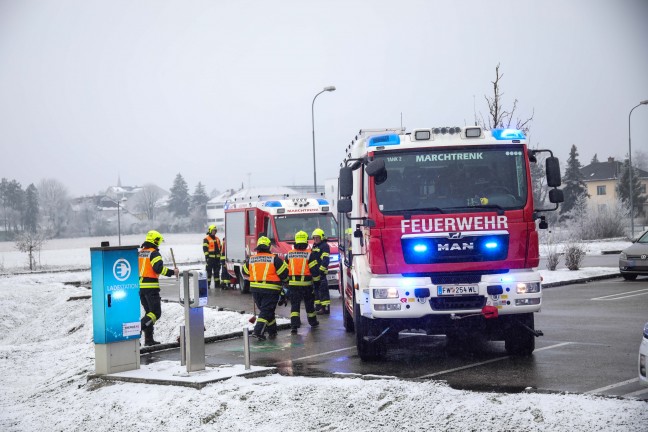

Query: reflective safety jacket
[
  {"left": 243, "top": 252, "right": 288, "bottom": 291},
  {"left": 286, "top": 248, "right": 319, "bottom": 287},
  {"left": 203, "top": 234, "right": 222, "bottom": 260},
  {"left": 139, "top": 242, "right": 175, "bottom": 289},
  {"left": 311, "top": 240, "right": 330, "bottom": 281}
]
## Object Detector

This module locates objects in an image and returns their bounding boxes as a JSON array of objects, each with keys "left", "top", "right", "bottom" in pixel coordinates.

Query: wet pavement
[{"left": 151, "top": 276, "right": 648, "bottom": 401}]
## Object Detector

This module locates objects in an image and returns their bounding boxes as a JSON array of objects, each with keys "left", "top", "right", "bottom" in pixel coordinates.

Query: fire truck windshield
[
  {"left": 274, "top": 214, "right": 338, "bottom": 241},
  {"left": 374, "top": 146, "right": 528, "bottom": 213}
]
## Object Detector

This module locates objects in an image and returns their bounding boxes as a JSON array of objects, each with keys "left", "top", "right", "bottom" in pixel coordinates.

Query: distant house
[{"left": 580, "top": 157, "right": 648, "bottom": 214}]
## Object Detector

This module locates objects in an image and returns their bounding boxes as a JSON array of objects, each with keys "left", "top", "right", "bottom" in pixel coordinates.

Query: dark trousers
[
  {"left": 205, "top": 257, "right": 220, "bottom": 285},
  {"left": 140, "top": 289, "right": 161, "bottom": 339},
  {"left": 288, "top": 284, "right": 318, "bottom": 327},
  {"left": 316, "top": 277, "right": 330, "bottom": 307},
  {"left": 220, "top": 261, "right": 229, "bottom": 283},
  {"left": 252, "top": 289, "right": 280, "bottom": 336}
]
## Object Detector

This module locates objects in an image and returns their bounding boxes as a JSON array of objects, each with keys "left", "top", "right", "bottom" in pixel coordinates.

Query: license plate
[
  {"left": 326, "top": 274, "right": 337, "bottom": 281},
  {"left": 437, "top": 285, "right": 479, "bottom": 296}
]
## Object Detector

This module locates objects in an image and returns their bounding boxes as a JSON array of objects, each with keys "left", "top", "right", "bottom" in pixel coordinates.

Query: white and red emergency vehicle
[
  {"left": 224, "top": 194, "right": 340, "bottom": 293},
  {"left": 337, "top": 126, "right": 564, "bottom": 360}
]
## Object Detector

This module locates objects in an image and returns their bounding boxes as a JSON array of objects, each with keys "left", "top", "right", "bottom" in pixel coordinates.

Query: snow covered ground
[{"left": 1, "top": 236, "right": 646, "bottom": 431}]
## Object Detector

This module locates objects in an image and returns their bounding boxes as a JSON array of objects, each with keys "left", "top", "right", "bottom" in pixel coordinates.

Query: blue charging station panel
[{"left": 91, "top": 246, "right": 141, "bottom": 344}]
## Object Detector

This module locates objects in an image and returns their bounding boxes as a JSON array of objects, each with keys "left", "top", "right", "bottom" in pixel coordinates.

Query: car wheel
[{"left": 622, "top": 273, "right": 638, "bottom": 281}]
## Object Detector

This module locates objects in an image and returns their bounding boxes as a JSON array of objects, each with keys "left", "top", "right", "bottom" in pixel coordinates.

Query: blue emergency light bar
[
  {"left": 264, "top": 201, "right": 283, "bottom": 207},
  {"left": 368, "top": 134, "right": 400, "bottom": 147},
  {"left": 317, "top": 198, "right": 329, "bottom": 205},
  {"left": 491, "top": 129, "right": 526, "bottom": 140}
]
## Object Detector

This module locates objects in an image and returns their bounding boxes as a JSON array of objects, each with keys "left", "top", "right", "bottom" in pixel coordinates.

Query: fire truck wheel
[
  {"left": 241, "top": 279, "right": 250, "bottom": 294},
  {"left": 342, "top": 288, "right": 354, "bottom": 333},
  {"left": 354, "top": 294, "right": 386, "bottom": 361},
  {"left": 504, "top": 313, "right": 535, "bottom": 356}
]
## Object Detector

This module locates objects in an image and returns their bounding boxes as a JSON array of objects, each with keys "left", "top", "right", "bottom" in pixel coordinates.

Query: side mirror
[
  {"left": 365, "top": 159, "right": 386, "bottom": 178},
  {"left": 549, "top": 188, "right": 564, "bottom": 204},
  {"left": 339, "top": 167, "right": 353, "bottom": 197},
  {"left": 338, "top": 198, "right": 352, "bottom": 213},
  {"left": 546, "top": 157, "right": 561, "bottom": 188}
]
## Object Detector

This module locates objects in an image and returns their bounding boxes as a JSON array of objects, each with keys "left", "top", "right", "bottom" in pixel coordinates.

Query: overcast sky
[{"left": 1, "top": 0, "right": 647, "bottom": 197}]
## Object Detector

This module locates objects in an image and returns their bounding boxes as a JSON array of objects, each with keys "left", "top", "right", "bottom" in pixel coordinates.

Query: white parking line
[
  {"left": 623, "top": 387, "right": 648, "bottom": 398},
  {"left": 591, "top": 288, "right": 648, "bottom": 301},
  {"left": 417, "top": 342, "right": 572, "bottom": 379},
  {"left": 585, "top": 377, "right": 639, "bottom": 394},
  {"left": 276, "top": 346, "right": 356, "bottom": 366}
]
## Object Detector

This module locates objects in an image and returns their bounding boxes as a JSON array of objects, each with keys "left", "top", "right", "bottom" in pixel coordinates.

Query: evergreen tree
[
  {"left": 168, "top": 174, "right": 190, "bottom": 217},
  {"left": 191, "top": 182, "right": 209, "bottom": 213},
  {"left": 616, "top": 159, "right": 647, "bottom": 217},
  {"left": 590, "top": 153, "right": 599, "bottom": 164},
  {"left": 24, "top": 184, "right": 39, "bottom": 232},
  {"left": 560, "top": 144, "right": 589, "bottom": 218}
]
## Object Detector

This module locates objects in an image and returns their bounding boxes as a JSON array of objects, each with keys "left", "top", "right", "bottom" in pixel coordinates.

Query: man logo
[
  {"left": 113, "top": 259, "right": 131, "bottom": 281},
  {"left": 448, "top": 232, "right": 462, "bottom": 239}
]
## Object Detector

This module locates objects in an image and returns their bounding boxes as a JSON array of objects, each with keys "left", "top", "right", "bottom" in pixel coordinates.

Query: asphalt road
[{"left": 152, "top": 273, "right": 648, "bottom": 401}]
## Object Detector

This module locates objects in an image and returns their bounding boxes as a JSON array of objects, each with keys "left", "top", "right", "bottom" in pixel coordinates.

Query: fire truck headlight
[
  {"left": 516, "top": 282, "right": 541, "bottom": 294},
  {"left": 374, "top": 288, "right": 399, "bottom": 299}
]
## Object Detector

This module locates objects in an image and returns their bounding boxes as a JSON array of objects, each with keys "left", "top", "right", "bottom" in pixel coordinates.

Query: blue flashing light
[
  {"left": 329, "top": 253, "right": 339, "bottom": 263},
  {"left": 484, "top": 241, "right": 499, "bottom": 250},
  {"left": 501, "top": 275, "right": 514, "bottom": 283},
  {"left": 413, "top": 244, "right": 428, "bottom": 253},
  {"left": 317, "top": 198, "right": 329, "bottom": 205},
  {"left": 491, "top": 128, "right": 526, "bottom": 140},
  {"left": 264, "top": 201, "right": 283, "bottom": 208},
  {"left": 368, "top": 134, "right": 400, "bottom": 147}
]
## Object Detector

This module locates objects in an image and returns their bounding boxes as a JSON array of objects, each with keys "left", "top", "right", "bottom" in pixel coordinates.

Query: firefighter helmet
[
  {"left": 208, "top": 224, "right": 217, "bottom": 233},
  {"left": 294, "top": 231, "right": 308, "bottom": 244},
  {"left": 257, "top": 236, "right": 271, "bottom": 248},
  {"left": 145, "top": 230, "right": 164, "bottom": 246},
  {"left": 312, "top": 228, "right": 325, "bottom": 240}
]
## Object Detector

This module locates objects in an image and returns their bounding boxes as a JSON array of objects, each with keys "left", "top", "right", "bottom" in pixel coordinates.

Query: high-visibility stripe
[
  {"left": 139, "top": 281, "right": 160, "bottom": 289},
  {"left": 146, "top": 312, "right": 157, "bottom": 323},
  {"left": 291, "top": 312, "right": 300, "bottom": 318},
  {"left": 288, "top": 281, "right": 311, "bottom": 287},
  {"left": 250, "top": 282, "right": 282, "bottom": 290},
  {"left": 256, "top": 317, "right": 268, "bottom": 324}
]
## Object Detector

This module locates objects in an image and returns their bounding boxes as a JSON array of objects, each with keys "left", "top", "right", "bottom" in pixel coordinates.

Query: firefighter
[
  {"left": 243, "top": 236, "right": 289, "bottom": 340},
  {"left": 138, "top": 230, "right": 178, "bottom": 346},
  {"left": 220, "top": 236, "right": 230, "bottom": 289},
  {"left": 202, "top": 225, "right": 222, "bottom": 288},
  {"left": 285, "top": 230, "right": 320, "bottom": 334},
  {"left": 311, "top": 228, "right": 331, "bottom": 315}
]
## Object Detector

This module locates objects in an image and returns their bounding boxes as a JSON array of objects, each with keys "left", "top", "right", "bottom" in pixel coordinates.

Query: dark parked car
[{"left": 619, "top": 230, "right": 648, "bottom": 280}]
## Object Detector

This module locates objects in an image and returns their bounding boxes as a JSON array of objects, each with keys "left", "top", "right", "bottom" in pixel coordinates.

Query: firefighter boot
[
  {"left": 308, "top": 316, "right": 320, "bottom": 328},
  {"left": 144, "top": 327, "right": 160, "bottom": 346},
  {"left": 317, "top": 305, "right": 330, "bottom": 315}
]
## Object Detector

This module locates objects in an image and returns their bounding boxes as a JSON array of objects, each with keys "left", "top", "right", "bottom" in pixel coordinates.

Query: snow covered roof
[{"left": 581, "top": 159, "right": 648, "bottom": 181}]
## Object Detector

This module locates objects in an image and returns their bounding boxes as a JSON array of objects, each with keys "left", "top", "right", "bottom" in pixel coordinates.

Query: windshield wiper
[
  {"left": 382, "top": 207, "right": 445, "bottom": 219},
  {"left": 444, "top": 204, "right": 506, "bottom": 215}
]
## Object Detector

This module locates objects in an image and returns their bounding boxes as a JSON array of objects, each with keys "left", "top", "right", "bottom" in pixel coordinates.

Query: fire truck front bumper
[{"left": 359, "top": 270, "right": 542, "bottom": 320}]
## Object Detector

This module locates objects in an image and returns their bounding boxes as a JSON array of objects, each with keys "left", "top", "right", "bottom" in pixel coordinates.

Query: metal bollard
[
  {"left": 243, "top": 327, "right": 250, "bottom": 370},
  {"left": 180, "top": 325, "right": 186, "bottom": 366}
]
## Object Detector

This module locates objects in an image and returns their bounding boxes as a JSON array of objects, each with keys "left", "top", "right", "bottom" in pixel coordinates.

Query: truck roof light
[
  {"left": 465, "top": 127, "right": 482, "bottom": 138},
  {"left": 264, "top": 201, "right": 283, "bottom": 208},
  {"left": 317, "top": 198, "right": 329, "bottom": 205},
  {"left": 368, "top": 134, "right": 400, "bottom": 147},
  {"left": 414, "top": 130, "right": 431, "bottom": 140},
  {"left": 491, "top": 128, "right": 525, "bottom": 140}
]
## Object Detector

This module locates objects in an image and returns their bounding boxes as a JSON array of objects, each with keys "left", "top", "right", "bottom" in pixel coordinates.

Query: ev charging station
[
  {"left": 91, "top": 245, "right": 141, "bottom": 374},
  {"left": 179, "top": 270, "right": 208, "bottom": 372}
]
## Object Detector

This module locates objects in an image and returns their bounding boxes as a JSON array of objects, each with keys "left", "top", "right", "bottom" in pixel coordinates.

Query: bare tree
[
  {"left": 634, "top": 149, "right": 648, "bottom": 171},
  {"left": 38, "top": 178, "right": 71, "bottom": 237},
  {"left": 479, "top": 63, "right": 534, "bottom": 134},
  {"left": 15, "top": 231, "right": 47, "bottom": 270},
  {"left": 133, "top": 184, "right": 160, "bottom": 221}
]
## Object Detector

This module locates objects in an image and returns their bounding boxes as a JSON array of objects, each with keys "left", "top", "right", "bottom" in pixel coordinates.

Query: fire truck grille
[{"left": 430, "top": 296, "right": 486, "bottom": 311}]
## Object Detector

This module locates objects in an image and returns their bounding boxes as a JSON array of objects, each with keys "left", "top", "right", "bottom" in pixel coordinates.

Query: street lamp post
[
  {"left": 628, "top": 99, "right": 648, "bottom": 238},
  {"left": 312, "top": 86, "right": 336, "bottom": 193}
]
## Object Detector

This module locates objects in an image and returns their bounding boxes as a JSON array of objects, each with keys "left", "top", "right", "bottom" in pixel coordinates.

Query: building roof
[{"left": 580, "top": 158, "right": 648, "bottom": 182}]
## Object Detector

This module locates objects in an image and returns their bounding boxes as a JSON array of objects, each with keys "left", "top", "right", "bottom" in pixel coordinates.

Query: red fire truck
[
  {"left": 224, "top": 195, "right": 339, "bottom": 293},
  {"left": 337, "top": 126, "right": 564, "bottom": 360}
]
